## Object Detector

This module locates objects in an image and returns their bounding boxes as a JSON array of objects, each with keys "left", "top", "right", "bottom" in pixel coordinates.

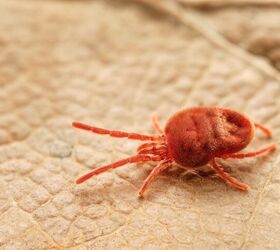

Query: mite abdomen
[{"left": 164, "top": 107, "right": 254, "bottom": 167}]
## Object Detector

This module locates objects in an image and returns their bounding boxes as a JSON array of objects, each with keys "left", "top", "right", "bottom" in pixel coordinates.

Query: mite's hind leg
[
  {"left": 210, "top": 160, "right": 248, "bottom": 191},
  {"left": 151, "top": 113, "right": 163, "bottom": 134},
  {"left": 221, "top": 144, "right": 276, "bottom": 159},
  {"left": 255, "top": 123, "right": 272, "bottom": 138},
  {"left": 138, "top": 160, "right": 172, "bottom": 197}
]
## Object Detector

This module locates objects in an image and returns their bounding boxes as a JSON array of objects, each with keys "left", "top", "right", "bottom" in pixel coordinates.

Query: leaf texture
[{"left": 0, "top": 0, "right": 279, "bottom": 249}]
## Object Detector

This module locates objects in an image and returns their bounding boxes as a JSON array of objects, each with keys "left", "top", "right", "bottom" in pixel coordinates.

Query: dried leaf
[{"left": 0, "top": 0, "right": 279, "bottom": 249}]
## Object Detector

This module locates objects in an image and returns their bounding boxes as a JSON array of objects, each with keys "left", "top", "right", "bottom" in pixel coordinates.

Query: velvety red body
[{"left": 164, "top": 107, "right": 255, "bottom": 168}]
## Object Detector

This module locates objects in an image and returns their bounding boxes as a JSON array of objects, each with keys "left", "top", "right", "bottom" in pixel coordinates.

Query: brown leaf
[{"left": 0, "top": 0, "right": 279, "bottom": 249}]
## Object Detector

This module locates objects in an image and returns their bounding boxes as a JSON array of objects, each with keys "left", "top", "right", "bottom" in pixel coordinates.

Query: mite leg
[
  {"left": 255, "top": 123, "right": 272, "bottom": 138},
  {"left": 151, "top": 113, "right": 163, "bottom": 134},
  {"left": 137, "top": 142, "right": 158, "bottom": 152},
  {"left": 138, "top": 144, "right": 167, "bottom": 155},
  {"left": 210, "top": 160, "right": 248, "bottom": 191},
  {"left": 72, "top": 122, "right": 162, "bottom": 141},
  {"left": 138, "top": 148, "right": 167, "bottom": 158},
  {"left": 138, "top": 160, "right": 172, "bottom": 197},
  {"left": 137, "top": 142, "right": 166, "bottom": 154},
  {"left": 221, "top": 144, "right": 276, "bottom": 159},
  {"left": 76, "top": 155, "right": 162, "bottom": 184}
]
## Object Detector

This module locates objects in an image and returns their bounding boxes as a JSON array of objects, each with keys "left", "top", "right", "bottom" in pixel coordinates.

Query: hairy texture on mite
[{"left": 165, "top": 107, "right": 254, "bottom": 167}]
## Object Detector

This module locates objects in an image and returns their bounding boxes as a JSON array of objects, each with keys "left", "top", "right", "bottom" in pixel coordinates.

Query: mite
[{"left": 72, "top": 107, "right": 276, "bottom": 197}]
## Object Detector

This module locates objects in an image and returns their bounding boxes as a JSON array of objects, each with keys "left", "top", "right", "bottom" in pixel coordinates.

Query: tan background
[{"left": 0, "top": 0, "right": 280, "bottom": 249}]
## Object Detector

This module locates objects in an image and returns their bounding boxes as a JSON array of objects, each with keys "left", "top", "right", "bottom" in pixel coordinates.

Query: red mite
[{"left": 72, "top": 107, "right": 276, "bottom": 197}]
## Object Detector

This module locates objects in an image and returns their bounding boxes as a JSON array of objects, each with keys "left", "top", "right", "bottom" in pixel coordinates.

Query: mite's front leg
[
  {"left": 151, "top": 113, "right": 163, "bottom": 134},
  {"left": 138, "top": 160, "right": 172, "bottom": 197}
]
